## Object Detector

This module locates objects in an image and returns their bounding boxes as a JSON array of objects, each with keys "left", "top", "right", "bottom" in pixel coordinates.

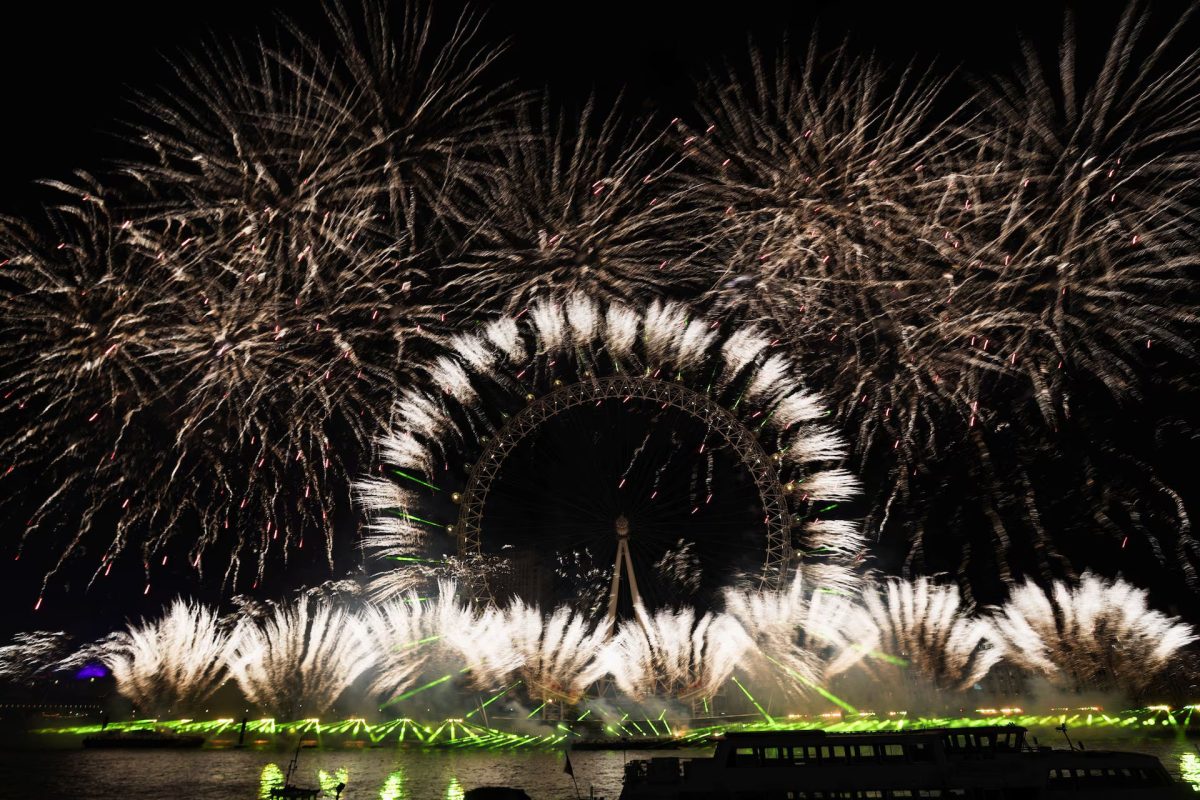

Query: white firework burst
[
  {"left": 989, "top": 572, "right": 1196, "bottom": 697},
  {"left": 228, "top": 596, "right": 374, "bottom": 718},
  {"left": 84, "top": 599, "right": 235, "bottom": 715},
  {"left": 359, "top": 295, "right": 865, "bottom": 601},
  {"left": 862, "top": 578, "right": 1002, "bottom": 693}
]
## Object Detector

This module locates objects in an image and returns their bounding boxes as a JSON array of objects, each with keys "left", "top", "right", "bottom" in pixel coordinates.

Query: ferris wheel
[{"left": 359, "top": 297, "right": 864, "bottom": 614}]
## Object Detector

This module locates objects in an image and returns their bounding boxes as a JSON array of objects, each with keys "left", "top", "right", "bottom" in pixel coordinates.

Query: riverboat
[{"left": 618, "top": 726, "right": 1187, "bottom": 799}]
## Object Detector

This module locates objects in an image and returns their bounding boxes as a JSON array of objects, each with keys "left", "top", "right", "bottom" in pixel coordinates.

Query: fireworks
[
  {"left": 83, "top": 599, "right": 234, "bottom": 715},
  {"left": 723, "top": 571, "right": 875, "bottom": 694},
  {"left": 0, "top": 631, "right": 71, "bottom": 686},
  {"left": 227, "top": 596, "right": 375, "bottom": 718},
  {"left": 359, "top": 295, "right": 864, "bottom": 602},
  {"left": 990, "top": 573, "right": 1196, "bottom": 697},
  {"left": 24, "top": 567, "right": 1190, "bottom": 717},
  {"left": 474, "top": 602, "right": 609, "bottom": 703},
  {"left": 604, "top": 604, "right": 752, "bottom": 700},
  {"left": 440, "top": 99, "right": 702, "bottom": 312},
  {"left": 0, "top": 0, "right": 1194, "bottom": 695},
  {"left": 862, "top": 579, "right": 1002, "bottom": 693},
  {"left": 685, "top": 6, "right": 1200, "bottom": 591},
  {"left": 0, "top": 0, "right": 516, "bottom": 593}
]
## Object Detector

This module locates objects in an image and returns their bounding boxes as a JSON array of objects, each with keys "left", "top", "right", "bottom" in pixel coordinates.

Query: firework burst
[
  {"left": 228, "top": 596, "right": 375, "bottom": 717},
  {"left": 989, "top": 572, "right": 1196, "bottom": 697},
  {"left": 441, "top": 99, "right": 702, "bottom": 312},
  {"left": 684, "top": 7, "right": 1200, "bottom": 592},
  {"left": 862, "top": 578, "right": 1002, "bottom": 693},
  {"left": 722, "top": 571, "right": 875, "bottom": 696},
  {"left": 83, "top": 599, "right": 234, "bottom": 715},
  {"left": 358, "top": 295, "right": 864, "bottom": 603}
]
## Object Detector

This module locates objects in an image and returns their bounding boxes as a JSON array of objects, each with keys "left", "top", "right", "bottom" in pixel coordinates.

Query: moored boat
[{"left": 619, "top": 725, "right": 1189, "bottom": 798}]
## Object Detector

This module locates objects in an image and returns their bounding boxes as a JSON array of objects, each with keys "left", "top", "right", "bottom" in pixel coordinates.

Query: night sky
[{"left": 1, "top": 0, "right": 1195, "bottom": 638}]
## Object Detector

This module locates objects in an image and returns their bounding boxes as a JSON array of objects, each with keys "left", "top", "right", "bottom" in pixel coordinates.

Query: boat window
[
  {"left": 883, "top": 744, "right": 905, "bottom": 759},
  {"left": 891, "top": 791, "right": 913, "bottom": 798},
  {"left": 857, "top": 744, "right": 877, "bottom": 760},
  {"left": 821, "top": 745, "right": 848, "bottom": 763},
  {"left": 764, "top": 747, "right": 782, "bottom": 761},
  {"left": 863, "top": 791, "right": 883, "bottom": 798},
  {"left": 732, "top": 746, "right": 756, "bottom": 767}
]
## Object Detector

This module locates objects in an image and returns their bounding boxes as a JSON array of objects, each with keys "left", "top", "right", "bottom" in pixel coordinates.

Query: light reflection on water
[{"left": 0, "top": 740, "right": 1197, "bottom": 799}]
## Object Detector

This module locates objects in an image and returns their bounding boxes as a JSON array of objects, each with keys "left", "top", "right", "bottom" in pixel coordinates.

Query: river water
[{"left": 0, "top": 739, "right": 1196, "bottom": 799}]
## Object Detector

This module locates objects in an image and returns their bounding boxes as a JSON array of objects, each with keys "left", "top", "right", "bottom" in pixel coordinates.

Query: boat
[
  {"left": 618, "top": 725, "right": 1190, "bottom": 798},
  {"left": 268, "top": 736, "right": 345, "bottom": 800},
  {"left": 82, "top": 728, "right": 205, "bottom": 748}
]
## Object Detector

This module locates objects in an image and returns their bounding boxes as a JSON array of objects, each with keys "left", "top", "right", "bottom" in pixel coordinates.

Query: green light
[
  {"left": 730, "top": 675, "right": 775, "bottom": 725},
  {"left": 259, "top": 764, "right": 284, "bottom": 800},
  {"left": 466, "top": 682, "right": 521, "bottom": 719},
  {"left": 389, "top": 673, "right": 454, "bottom": 705},
  {"left": 391, "top": 469, "right": 440, "bottom": 491},
  {"left": 380, "top": 770, "right": 407, "bottom": 800},
  {"left": 387, "top": 510, "right": 443, "bottom": 528}
]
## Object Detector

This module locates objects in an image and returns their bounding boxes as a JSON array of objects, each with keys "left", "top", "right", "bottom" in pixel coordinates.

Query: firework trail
[
  {"left": 722, "top": 571, "right": 875, "bottom": 695},
  {"left": 442, "top": 99, "right": 701, "bottom": 312},
  {"left": 81, "top": 599, "right": 234, "bottom": 715},
  {"left": 861, "top": 578, "right": 1001, "bottom": 693},
  {"left": 686, "top": 7, "right": 1200, "bottom": 592},
  {"left": 469, "top": 602, "right": 609, "bottom": 703},
  {"left": 125, "top": 0, "right": 514, "bottom": 246},
  {"left": 359, "top": 591, "right": 435, "bottom": 701},
  {"left": 0, "top": 0, "right": 512, "bottom": 596},
  {"left": 359, "top": 295, "right": 864, "bottom": 601},
  {"left": 989, "top": 573, "right": 1196, "bottom": 697},
  {"left": 947, "top": 2, "right": 1200, "bottom": 584},
  {"left": 0, "top": 182, "right": 426, "bottom": 592},
  {"left": 603, "top": 604, "right": 752, "bottom": 700},
  {"left": 228, "top": 596, "right": 375, "bottom": 717},
  {"left": 0, "top": 631, "right": 71, "bottom": 686}
]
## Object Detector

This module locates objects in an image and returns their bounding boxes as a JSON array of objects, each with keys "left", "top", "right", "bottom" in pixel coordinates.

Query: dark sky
[
  {"left": 0, "top": 1, "right": 1160, "bottom": 209},
  {"left": 0, "top": 0, "right": 1193, "bottom": 636}
]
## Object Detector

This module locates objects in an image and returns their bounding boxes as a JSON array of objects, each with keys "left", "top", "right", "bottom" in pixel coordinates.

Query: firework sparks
[
  {"left": 228, "top": 596, "right": 375, "bottom": 717},
  {"left": 686, "top": 8, "right": 1200, "bottom": 592},
  {"left": 862, "top": 578, "right": 1002, "bottom": 693},
  {"left": 0, "top": 631, "right": 71, "bottom": 686},
  {"left": 81, "top": 599, "right": 234, "bottom": 715},
  {"left": 441, "top": 99, "right": 701, "bottom": 312},
  {"left": 990, "top": 573, "right": 1196, "bottom": 697}
]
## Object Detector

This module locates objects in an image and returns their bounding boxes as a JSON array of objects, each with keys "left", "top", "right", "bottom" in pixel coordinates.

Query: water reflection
[
  {"left": 379, "top": 769, "right": 407, "bottom": 800},
  {"left": 260, "top": 763, "right": 285, "bottom": 799},
  {"left": 1181, "top": 752, "right": 1200, "bottom": 790},
  {"left": 447, "top": 776, "right": 465, "bottom": 800},
  {"left": 319, "top": 766, "right": 349, "bottom": 796}
]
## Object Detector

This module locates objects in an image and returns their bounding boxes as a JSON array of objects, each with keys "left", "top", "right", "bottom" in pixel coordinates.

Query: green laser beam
[
  {"left": 391, "top": 469, "right": 440, "bottom": 491},
  {"left": 466, "top": 682, "right": 521, "bottom": 720},
  {"left": 763, "top": 655, "right": 858, "bottom": 714},
  {"left": 731, "top": 675, "right": 775, "bottom": 725},
  {"left": 387, "top": 510, "right": 443, "bottom": 528}
]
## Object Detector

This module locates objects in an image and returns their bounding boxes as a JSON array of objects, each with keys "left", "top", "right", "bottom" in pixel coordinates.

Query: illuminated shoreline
[{"left": 30, "top": 705, "right": 1200, "bottom": 750}]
